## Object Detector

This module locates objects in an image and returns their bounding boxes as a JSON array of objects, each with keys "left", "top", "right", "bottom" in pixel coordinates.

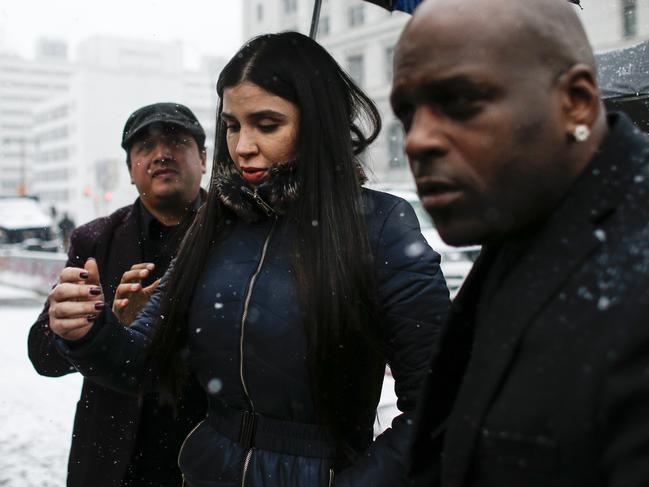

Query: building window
[
  {"left": 623, "top": 0, "right": 637, "bottom": 38},
  {"left": 348, "top": 5, "right": 365, "bottom": 27},
  {"left": 320, "top": 16, "right": 330, "bottom": 36},
  {"left": 347, "top": 54, "right": 365, "bottom": 87},
  {"left": 384, "top": 46, "right": 394, "bottom": 83},
  {"left": 388, "top": 122, "right": 407, "bottom": 168},
  {"left": 283, "top": 0, "right": 297, "bottom": 14},
  {"left": 257, "top": 3, "right": 264, "bottom": 21}
]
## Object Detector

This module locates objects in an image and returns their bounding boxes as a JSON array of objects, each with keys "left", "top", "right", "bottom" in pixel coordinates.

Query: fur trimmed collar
[{"left": 214, "top": 161, "right": 299, "bottom": 222}]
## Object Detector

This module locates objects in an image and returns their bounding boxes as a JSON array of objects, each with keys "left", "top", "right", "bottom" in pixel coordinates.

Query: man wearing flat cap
[{"left": 28, "top": 103, "right": 207, "bottom": 487}]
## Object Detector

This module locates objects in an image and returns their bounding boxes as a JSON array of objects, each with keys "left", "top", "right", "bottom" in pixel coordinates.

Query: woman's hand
[{"left": 48, "top": 258, "right": 104, "bottom": 341}]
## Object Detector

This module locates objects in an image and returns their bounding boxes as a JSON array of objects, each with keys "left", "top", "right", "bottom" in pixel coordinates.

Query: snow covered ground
[
  {"left": 0, "top": 285, "right": 81, "bottom": 487},
  {"left": 0, "top": 284, "right": 399, "bottom": 486}
]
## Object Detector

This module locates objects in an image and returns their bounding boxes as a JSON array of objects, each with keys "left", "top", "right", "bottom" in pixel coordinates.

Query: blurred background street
[{"left": 0, "top": 285, "right": 80, "bottom": 486}]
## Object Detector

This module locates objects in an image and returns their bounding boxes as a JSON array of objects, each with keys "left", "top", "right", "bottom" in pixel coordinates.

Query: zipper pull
[{"left": 241, "top": 186, "right": 276, "bottom": 217}]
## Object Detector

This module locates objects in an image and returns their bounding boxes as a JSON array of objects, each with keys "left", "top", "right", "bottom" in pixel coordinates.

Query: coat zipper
[
  {"left": 241, "top": 447, "right": 255, "bottom": 487},
  {"left": 239, "top": 216, "right": 277, "bottom": 486},
  {"left": 239, "top": 219, "right": 276, "bottom": 409},
  {"left": 178, "top": 419, "right": 206, "bottom": 485}
]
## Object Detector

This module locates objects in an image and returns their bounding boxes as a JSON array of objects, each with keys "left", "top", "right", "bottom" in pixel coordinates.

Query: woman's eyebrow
[
  {"left": 221, "top": 110, "right": 287, "bottom": 122},
  {"left": 248, "top": 110, "right": 287, "bottom": 122}
]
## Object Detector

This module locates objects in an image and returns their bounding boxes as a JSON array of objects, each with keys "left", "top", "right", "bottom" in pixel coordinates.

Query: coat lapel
[
  {"left": 99, "top": 206, "right": 143, "bottom": 302},
  {"left": 409, "top": 248, "right": 494, "bottom": 484},
  {"left": 441, "top": 206, "right": 601, "bottom": 486}
]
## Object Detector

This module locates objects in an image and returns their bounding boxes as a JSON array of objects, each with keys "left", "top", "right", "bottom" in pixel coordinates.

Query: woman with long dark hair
[{"left": 51, "top": 32, "right": 449, "bottom": 486}]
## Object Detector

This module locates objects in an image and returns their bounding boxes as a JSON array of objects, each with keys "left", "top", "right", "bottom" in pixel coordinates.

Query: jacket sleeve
[
  {"left": 51, "top": 272, "right": 169, "bottom": 394},
  {"left": 27, "top": 227, "right": 91, "bottom": 377},
  {"left": 334, "top": 198, "right": 451, "bottom": 486}
]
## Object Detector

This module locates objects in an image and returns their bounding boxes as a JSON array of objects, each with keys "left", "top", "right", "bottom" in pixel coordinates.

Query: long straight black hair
[{"left": 147, "top": 32, "right": 384, "bottom": 463}]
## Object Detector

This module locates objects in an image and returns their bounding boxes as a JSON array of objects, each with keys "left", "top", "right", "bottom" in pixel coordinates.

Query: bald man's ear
[{"left": 558, "top": 64, "right": 602, "bottom": 136}]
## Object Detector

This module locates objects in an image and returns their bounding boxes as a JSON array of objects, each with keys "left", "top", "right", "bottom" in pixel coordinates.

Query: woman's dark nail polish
[
  {"left": 80, "top": 271, "right": 89, "bottom": 279},
  {"left": 87, "top": 314, "right": 97, "bottom": 322},
  {"left": 89, "top": 287, "right": 101, "bottom": 296},
  {"left": 94, "top": 302, "right": 105, "bottom": 310}
]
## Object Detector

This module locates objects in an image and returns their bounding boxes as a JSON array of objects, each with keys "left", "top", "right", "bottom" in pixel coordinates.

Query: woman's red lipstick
[{"left": 241, "top": 167, "right": 269, "bottom": 184}]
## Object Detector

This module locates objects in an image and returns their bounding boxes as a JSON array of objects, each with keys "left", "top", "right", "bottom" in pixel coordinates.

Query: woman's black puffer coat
[{"left": 57, "top": 175, "right": 450, "bottom": 487}]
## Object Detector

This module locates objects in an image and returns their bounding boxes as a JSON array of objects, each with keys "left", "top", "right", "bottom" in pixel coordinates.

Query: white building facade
[
  {"left": 3, "top": 36, "right": 223, "bottom": 225},
  {"left": 242, "top": 0, "right": 649, "bottom": 184},
  {"left": 0, "top": 40, "right": 74, "bottom": 197}
]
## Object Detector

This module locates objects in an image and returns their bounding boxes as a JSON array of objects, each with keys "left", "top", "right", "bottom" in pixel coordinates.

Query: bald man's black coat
[{"left": 409, "top": 113, "right": 649, "bottom": 487}]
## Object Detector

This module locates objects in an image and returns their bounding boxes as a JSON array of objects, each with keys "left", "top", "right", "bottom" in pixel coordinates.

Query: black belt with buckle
[{"left": 206, "top": 399, "right": 337, "bottom": 459}]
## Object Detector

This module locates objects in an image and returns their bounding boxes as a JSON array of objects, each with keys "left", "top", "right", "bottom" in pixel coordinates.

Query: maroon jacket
[{"left": 28, "top": 201, "right": 205, "bottom": 487}]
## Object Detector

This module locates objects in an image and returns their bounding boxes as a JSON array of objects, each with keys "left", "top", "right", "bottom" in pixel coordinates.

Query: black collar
[{"left": 136, "top": 189, "right": 205, "bottom": 239}]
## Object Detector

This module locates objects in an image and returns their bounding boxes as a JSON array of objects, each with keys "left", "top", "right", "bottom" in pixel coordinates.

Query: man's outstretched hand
[{"left": 112, "top": 263, "right": 160, "bottom": 326}]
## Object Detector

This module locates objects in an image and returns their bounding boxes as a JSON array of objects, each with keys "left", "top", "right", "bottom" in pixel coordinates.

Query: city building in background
[
  {"left": 0, "top": 39, "right": 74, "bottom": 198},
  {"left": 0, "top": 1, "right": 647, "bottom": 224},
  {"left": 0, "top": 36, "right": 223, "bottom": 225},
  {"left": 243, "top": 0, "right": 649, "bottom": 184}
]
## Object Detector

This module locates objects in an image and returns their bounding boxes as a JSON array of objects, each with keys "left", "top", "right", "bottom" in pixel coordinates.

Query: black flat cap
[{"left": 121, "top": 102, "right": 206, "bottom": 151}]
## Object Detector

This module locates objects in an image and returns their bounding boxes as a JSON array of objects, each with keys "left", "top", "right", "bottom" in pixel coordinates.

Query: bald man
[{"left": 391, "top": 0, "right": 649, "bottom": 485}]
